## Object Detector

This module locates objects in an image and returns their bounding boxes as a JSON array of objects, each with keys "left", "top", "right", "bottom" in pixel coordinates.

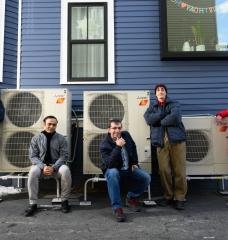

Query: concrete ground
[{"left": 0, "top": 187, "right": 228, "bottom": 240}]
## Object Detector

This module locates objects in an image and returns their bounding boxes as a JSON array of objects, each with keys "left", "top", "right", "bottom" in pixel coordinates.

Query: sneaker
[
  {"left": 125, "top": 196, "right": 141, "bottom": 212},
  {"left": 175, "top": 200, "right": 185, "bottom": 210},
  {"left": 156, "top": 198, "right": 174, "bottom": 207},
  {"left": 114, "top": 208, "right": 125, "bottom": 222},
  {"left": 61, "top": 200, "right": 70, "bottom": 213},
  {"left": 25, "top": 204, "right": 37, "bottom": 217}
]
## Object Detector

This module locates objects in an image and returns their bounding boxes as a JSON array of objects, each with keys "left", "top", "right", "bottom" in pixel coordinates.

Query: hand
[
  {"left": 215, "top": 115, "right": 223, "bottom": 125},
  {"left": 131, "top": 165, "right": 139, "bottom": 171},
  {"left": 43, "top": 166, "right": 54, "bottom": 176},
  {"left": 115, "top": 137, "right": 126, "bottom": 147}
]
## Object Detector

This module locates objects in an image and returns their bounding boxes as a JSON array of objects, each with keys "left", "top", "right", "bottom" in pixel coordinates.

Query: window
[
  {"left": 0, "top": 0, "right": 5, "bottom": 82},
  {"left": 160, "top": 0, "right": 228, "bottom": 59},
  {"left": 60, "top": 0, "right": 115, "bottom": 84}
]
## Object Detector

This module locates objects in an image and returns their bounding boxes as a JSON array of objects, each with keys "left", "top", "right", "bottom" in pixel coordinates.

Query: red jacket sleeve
[{"left": 216, "top": 109, "right": 228, "bottom": 118}]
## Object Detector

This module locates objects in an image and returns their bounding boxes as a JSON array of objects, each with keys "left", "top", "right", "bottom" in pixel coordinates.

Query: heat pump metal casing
[
  {"left": 0, "top": 89, "right": 71, "bottom": 172},
  {"left": 83, "top": 91, "right": 151, "bottom": 175},
  {"left": 183, "top": 116, "right": 228, "bottom": 175}
]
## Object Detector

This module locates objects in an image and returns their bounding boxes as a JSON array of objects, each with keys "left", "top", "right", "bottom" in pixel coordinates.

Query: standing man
[
  {"left": 25, "top": 115, "right": 72, "bottom": 216},
  {"left": 100, "top": 119, "right": 151, "bottom": 222},
  {"left": 144, "top": 84, "right": 187, "bottom": 210}
]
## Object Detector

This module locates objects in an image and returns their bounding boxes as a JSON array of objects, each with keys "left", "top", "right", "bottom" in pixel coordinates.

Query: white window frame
[
  {"left": 0, "top": 0, "right": 6, "bottom": 83},
  {"left": 60, "top": 0, "right": 115, "bottom": 85}
]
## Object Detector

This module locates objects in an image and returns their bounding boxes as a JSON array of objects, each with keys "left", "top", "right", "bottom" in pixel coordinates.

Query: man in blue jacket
[
  {"left": 144, "top": 84, "right": 187, "bottom": 210},
  {"left": 100, "top": 119, "right": 151, "bottom": 222},
  {"left": 25, "top": 115, "right": 72, "bottom": 216}
]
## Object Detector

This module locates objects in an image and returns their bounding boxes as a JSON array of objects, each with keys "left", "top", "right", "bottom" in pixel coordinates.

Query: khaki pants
[
  {"left": 157, "top": 137, "right": 187, "bottom": 201},
  {"left": 28, "top": 165, "right": 72, "bottom": 205}
]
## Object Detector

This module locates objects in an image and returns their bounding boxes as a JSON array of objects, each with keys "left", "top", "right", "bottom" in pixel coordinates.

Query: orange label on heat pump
[
  {"left": 56, "top": 97, "right": 65, "bottom": 104},
  {"left": 139, "top": 99, "right": 149, "bottom": 106}
]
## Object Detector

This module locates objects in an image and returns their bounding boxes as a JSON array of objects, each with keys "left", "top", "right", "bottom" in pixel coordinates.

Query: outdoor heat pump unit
[
  {"left": 0, "top": 89, "right": 71, "bottom": 172},
  {"left": 83, "top": 91, "right": 151, "bottom": 175},
  {"left": 183, "top": 116, "right": 228, "bottom": 175}
]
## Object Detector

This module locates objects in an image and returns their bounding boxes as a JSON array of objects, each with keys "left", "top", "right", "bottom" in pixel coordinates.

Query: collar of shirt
[{"left": 158, "top": 100, "right": 166, "bottom": 107}]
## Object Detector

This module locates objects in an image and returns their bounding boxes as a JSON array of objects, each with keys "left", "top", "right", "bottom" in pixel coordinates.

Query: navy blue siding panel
[
  {"left": 21, "top": 0, "right": 60, "bottom": 87},
  {"left": 1, "top": 0, "right": 18, "bottom": 88},
  {"left": 20, "top": 0, "right": 228, "bottom": 114}
]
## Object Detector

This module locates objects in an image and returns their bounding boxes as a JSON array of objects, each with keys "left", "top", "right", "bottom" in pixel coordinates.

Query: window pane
[
  {"left": 166, "top": 0, "right": 228, "bottom": 52},
  {"left": 71, "top": 7, "right": 87, "bottom": 40},
  {"left": 72, "top": 44, "right": 104, "bottom": 78},
  {"left": 88, "top": 6, "right": 104, "bottom": 39}
]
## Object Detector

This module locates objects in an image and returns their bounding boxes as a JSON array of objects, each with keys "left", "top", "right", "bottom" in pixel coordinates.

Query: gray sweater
[{"left": 29, "top": 132, "right": 68, "bottom": 170}]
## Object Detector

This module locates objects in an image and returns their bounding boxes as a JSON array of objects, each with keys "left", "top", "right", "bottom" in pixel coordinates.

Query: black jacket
[{"left": 99, "top": 131, "right": 138, "bottom": 174}]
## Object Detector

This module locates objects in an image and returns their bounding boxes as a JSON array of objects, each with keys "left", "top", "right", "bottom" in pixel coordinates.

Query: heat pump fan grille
[
  {"left": 5, "top": 131, "right": 33, "bottom": 168},
  {"left": 186, "top": 130, "right": 209, "bottom": 162},
  {"left": 88, "top": 134, "right": 106, "bottom": 168},
  {"left": 89, "top": 94, "right": 125, "bottom": 129},
  {"left": 6, "top": 92, "right": 42, "bottom": 127}
]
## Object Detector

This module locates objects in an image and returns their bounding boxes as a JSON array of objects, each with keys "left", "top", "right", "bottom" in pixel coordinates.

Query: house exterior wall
[
  {"left": 19, "top": 0, "right": 228, "bottom": 115},
  {"left": 1, "top": 0, "right": 18, "bottom": 88}
]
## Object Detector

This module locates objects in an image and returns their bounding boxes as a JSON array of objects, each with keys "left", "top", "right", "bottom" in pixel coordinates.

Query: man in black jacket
[{"left": 100, "top": 119, "right": 151, "bottom": 222}]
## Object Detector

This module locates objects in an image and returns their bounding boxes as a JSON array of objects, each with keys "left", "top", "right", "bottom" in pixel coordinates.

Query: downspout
[{"left": 16, "top": 0, "right": 22, "bottom": 89}]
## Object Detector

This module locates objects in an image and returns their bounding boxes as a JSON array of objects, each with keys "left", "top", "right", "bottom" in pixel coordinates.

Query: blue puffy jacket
[{"left": 144, "top": 97, "right": 186, "bottom": 147}]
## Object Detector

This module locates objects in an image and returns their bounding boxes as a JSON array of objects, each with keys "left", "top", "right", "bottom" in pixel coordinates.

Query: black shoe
[
  {"left": 61, "top": 200, "right": 70, "bottom": 213},
  {"left": 25, "top": 204, "right": 37, "bottom": 217},
  {"left": 125, "top": 196, "right": 141, "bottom": 212},
  {"left": 114, "top": 208, "right": 125, "bottom": 222},
  {"left": 156, "top": 198, "right": 173, "bottom": 207},
  {"left": 175, "top": 200, "right": 185, "bottom": 210}
]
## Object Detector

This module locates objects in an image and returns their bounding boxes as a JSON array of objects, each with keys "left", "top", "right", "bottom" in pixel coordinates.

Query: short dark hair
[
  {"left": 43, "top": 115, "right": 58, "bottom": 123},
  {"left": 108, "top": 119, "right": 122, "bottom": 128},
  {"left": 154, "top": 84, "right": 168, "bottom": 94}
]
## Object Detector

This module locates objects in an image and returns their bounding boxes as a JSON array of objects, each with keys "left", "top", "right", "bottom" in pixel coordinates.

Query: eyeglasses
[{"left": 110, "top": 127, "right": 122, "bottom": 130}]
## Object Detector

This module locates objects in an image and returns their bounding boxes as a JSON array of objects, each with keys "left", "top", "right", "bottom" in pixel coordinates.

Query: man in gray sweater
[{"left": 25, "top": 115, "right": 72, "bottom": 217}]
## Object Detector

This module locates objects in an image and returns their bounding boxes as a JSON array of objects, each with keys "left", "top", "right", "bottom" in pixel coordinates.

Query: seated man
[
  {"left": 100, "top": 119, "right": 151, "bottom": 222},
  {"left": 25, "top": 115, "right": 72, "bottom": 217}
]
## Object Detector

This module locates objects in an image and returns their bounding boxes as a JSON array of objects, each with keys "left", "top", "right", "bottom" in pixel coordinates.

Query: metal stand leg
[
  {"left": 143, "top": 184, "right": 157, "bottom": 207},
  {"left": 148, "top": 185, "right": 151, "bottom": 200},
  {"left": 52, "top": 178, "right": 62, "bottom": 204},
  {"left": 219, "top": 178, "right": 228, "bottom": 195},
  {"left": 80, "top": 177, "right": 107, "bottom": 206}
]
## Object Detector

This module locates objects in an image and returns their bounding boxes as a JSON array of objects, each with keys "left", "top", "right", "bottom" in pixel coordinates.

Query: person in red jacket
[{"left": 215, "top": 109, "right": 228, "bottom": 132}]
